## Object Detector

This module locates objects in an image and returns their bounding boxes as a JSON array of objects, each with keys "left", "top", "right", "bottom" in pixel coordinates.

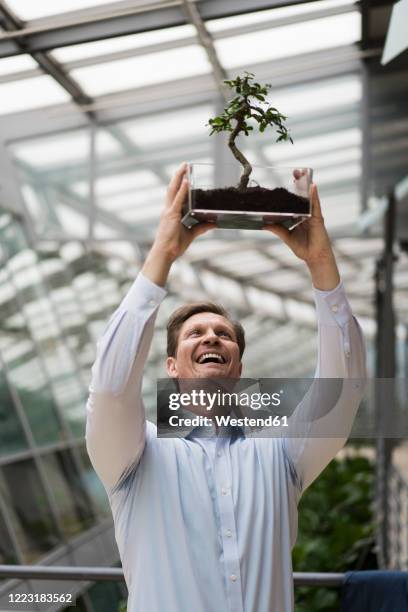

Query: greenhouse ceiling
[{"left": 0, "top": 0, "right": 407, "bottom": 379}]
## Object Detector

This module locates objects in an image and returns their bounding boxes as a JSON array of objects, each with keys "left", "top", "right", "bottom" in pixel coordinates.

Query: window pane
[
  {"left": 207, "top": 0, "right": 356, "bottom": 32},
  {"left": 87, "top": 582, "right": 127, "bottom": 612},
  {"left": 71, "top": 45, "right": 211, "bottom": 96},
  {"left": 0, "top": 370, "right": 28, "bottom": 456},
  {"left": 5, "top": 0, "right": 119, "bottom": 20},
  {"left": 53, "top": 25, "right": 195, "bottom": 63},
  {"left": 5, "top": 344, "right": 65, "bottom": 445},
  {"left": 0, "top": 220, "right": 64, "bottom": 445},
  {"left": 0, "top": 76, "right": 70, "bottom": 115},
  {"left": 64, "top": 595, "right": 89, "bottom": 612},
  {"left": 41, "top": 451, "right": 94, "bottom": 538},
  {"left": 0, "top": 461, "right": 61, "bottom": 562},
  {"left": 214, "top": 12, "right": 361, "bottom": 68},
  {"left": 0, "top": 55, "right": 37, "bottom": 76},
  {"left": 0, "top": 510, "right": 19, "bottom": 565},
  {"left": 119, "top": 104, "right": 212, "bottom": 148},
  {"left": 4, "top": 224, "right": 87, "bottom": 438},
  {"left": 12, "top": 129, "right": 120, "bottom": 168}
]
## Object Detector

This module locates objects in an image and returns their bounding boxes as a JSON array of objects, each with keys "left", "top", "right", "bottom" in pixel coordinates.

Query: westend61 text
[
  {"left": 168, "top": 415, "right": 288, "bottom": 428},
  {"left": 168, "top": 390, "right": 283, "bottom": 411}
]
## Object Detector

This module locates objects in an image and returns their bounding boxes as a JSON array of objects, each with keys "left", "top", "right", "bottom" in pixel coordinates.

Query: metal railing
[{"left": 0, "top": 566, "right": 345, "bottom": 587}]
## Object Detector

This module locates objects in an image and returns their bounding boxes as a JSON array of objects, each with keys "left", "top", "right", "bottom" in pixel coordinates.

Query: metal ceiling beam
[
  {"left": 15, "top": 158, "right": 152, "bottom": 245},
  {"left": 70, "top": 47, "right": 367, "bottom": 120},
  {"left": 0, "top": 0, "right": 329, "bottom": 58},
  {"left": 0, "top": 43, "right": 364, "bottom": 141},
  {"left": 0, "top": 3, "right": 170, "bottom": 208},
  {"left": 25, "top": 106, "right": 359, "bottom": 186},
  {"left": 0, "top": 4, "right": 357, "bottom": 83},
  {"left": 182, "top": 0, "right": 228, "bottom": 101},
  {"left": 0, "top": 2, "right": 94, "bottom": 112}
]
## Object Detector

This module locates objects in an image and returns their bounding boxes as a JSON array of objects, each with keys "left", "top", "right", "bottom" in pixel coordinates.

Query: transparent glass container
[{"left": 182, "top": 163, "right": 313, "bottom": 230}]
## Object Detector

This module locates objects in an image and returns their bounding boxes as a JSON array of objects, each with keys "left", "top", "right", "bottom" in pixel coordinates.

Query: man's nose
[{"left": 202, "top": 330, "right": 219, "bottom": 344}]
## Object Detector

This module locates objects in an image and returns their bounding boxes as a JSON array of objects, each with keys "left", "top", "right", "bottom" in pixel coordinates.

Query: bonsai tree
[
  {"left": 208, "top": 72, "right": 293, "bottom": 190},
  {"left": 181, "top": 73, "right": 311, "bottom": 231}
]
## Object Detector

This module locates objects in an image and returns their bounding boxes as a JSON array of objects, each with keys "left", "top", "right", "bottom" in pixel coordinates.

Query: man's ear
[{"left": 166, "top": 356, "right": 178, "bottom": 378}]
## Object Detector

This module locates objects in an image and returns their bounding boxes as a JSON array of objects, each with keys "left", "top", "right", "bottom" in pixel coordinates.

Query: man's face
[{"left": 166, "top": 312, "right": 242, "bottom": 379}]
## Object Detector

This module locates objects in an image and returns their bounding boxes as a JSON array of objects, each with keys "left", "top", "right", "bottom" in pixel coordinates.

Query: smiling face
[{"left": 166, "top": 312, "right": 242, "bottom": 379}]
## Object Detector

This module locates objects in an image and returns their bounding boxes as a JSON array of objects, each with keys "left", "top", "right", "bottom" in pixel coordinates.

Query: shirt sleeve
[
  {"left": 282, "top": 281, "right": 367, "bottom": 493},
  {"left": 85, "top": 273, "right": 167, "bottom": 491}
]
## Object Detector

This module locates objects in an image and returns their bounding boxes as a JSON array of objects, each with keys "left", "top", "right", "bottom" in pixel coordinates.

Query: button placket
[{"left": 214, "top": 439, "right": 244, "bottom": 612}]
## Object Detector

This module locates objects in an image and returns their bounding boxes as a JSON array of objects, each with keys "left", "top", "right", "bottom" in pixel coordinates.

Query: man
[{"left": 86, "top": 163, "right": 366, "bottom": 612}]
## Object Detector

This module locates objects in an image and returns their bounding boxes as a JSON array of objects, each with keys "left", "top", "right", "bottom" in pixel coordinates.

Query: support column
[{"left": 375, "top": 189, "right": 397, "bottom": 568}]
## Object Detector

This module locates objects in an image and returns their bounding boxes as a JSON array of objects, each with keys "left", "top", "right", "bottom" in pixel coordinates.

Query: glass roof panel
[
  {"left": 0, "top": 75, "right": 70, "bottom": 114},
  {"left": 54, "top": 203, "right": 88, "bottom": 239},
  {"left": 215, "top": 12, "right": 361, "bottom": 68},
  {"left": 121, "top": 105, "right": 213, "bottom": 147},
  {"left": 0, "top": 54, "right": 38, "bottom": 75},
  {"left": 207, "top": 0, "right": 356, "bottom": 32},
  {"left": 71, "top": 45, "right": 211, "bottom": 96},
  {"left": 12, "top": 130, "right": 121, "bottom": 167},
  {"left": 97, "top": 185, "right": 165, "bottom": 212},
  {"left": 52, "top": 25, "right": 196, "bottom": 63},
  {"left": 4, "top": 0, "right": 119, "bottom": 21},
  {"left": 263, "top": 128, "right": 362, "bottom": 163},
  {"left": 72, "top": 170, "right": 161, "bottom": 199},
  {"left": 266, "top": 77, "right": 362, "bottom": 117}
]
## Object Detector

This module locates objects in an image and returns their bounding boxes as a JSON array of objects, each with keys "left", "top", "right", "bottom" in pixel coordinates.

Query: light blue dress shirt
[{"left": 86, "top": 273, "right": 366, "bottom": 612}]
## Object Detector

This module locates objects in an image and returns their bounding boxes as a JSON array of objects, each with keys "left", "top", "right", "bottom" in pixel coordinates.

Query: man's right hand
[{"left": 142, "top": 162, "right": 215, "bottom": 287}]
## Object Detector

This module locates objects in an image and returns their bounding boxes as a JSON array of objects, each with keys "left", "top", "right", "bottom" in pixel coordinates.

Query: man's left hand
[{"left": 263, "top": 182, "right": 340, "bottom": 290}]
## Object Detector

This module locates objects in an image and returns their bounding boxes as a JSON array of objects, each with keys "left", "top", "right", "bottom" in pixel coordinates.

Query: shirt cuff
[
  {"left": 120, "top": 272, "right": 167, "bottom": 315},
  {"left": 313, "top": 280, "right": 353, "bottom": 328}
]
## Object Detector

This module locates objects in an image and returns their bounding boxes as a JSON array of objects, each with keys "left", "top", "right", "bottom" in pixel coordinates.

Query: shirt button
[
  {"left": 148, "top": 299, "right": 156, "bottom": 307},
  {"left": 230, "top": 574, "right": 237, "bottom": 582},
  {"left": 331, "top": 304, "right": 339, "bottom": 312},
  {"left": 221, "top": 487, "right": 229, "bottom": 495},
  {"left": 226, "top": 530, "right": 233, "bottom": 538},
  {"left": 217, "top": 451, "right": 222, "bottom": 458}
]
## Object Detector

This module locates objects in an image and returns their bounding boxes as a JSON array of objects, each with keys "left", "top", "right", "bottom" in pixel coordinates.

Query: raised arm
[
  {"left": 86, "top": 163, "right": 214, "bottom": 491},
  {"left": 264, "top": 180, "right": 367, "bottom": 492}
]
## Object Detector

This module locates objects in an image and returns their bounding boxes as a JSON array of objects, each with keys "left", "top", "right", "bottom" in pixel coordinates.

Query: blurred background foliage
[{"left": 293, "top": 452, "right": 377, "bottom": 612}]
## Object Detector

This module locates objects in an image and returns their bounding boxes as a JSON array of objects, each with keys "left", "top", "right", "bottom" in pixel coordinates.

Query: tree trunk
[{"left": 228, "top": 108, "right": 252, "bottom": 190}]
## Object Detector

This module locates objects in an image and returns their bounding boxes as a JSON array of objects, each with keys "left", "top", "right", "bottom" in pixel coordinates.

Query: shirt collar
[{"left": 185, "top": 423, "right": 245, "bottom": 441}]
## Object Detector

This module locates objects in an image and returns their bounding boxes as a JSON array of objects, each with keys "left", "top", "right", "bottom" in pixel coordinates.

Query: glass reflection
[
  {"left": 1, "top": 217, "right": 89, "bottom": 438},
  {"left": 0, "top": 462, "right": 61, "bottom": 563},
  {"left": 0, "top": 370, "right": 28, "bottom": 456},
  {"left": 0, "top": 509, "right": 18, "bottom": 565},
  {"left": 41, "top": 451, "right": 94, "bottom": 537}
]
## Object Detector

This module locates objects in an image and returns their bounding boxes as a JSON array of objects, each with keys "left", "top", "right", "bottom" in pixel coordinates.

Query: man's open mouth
[{"left": 196, "top": 353, "right": 226, "bottom": 364}]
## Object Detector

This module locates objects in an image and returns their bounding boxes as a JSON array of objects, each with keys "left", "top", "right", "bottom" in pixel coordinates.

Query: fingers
[
  {"left": 170, "top": 176, "right": 189, "bottom": 213},
  {"left": 293, "top": 168, "right": 305, "bottom": 181},
  {"left": 167, "top": 162, "right": 188, "bottom": 204},
  {"left": 263, "top": 224, "right": 291, "bottom": 244},
  {"left": 190, "top": 222, "right": 216, "bottom": 240},
  {"left": 310, "top": 184, "right": 323, "bottom": 220}
]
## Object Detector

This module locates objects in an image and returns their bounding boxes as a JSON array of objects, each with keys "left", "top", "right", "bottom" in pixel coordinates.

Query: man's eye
[
  {"left": 189, "top": 330, "right": 200, "bottom": 336},
  {"left": 219, "top": 331, "right": 232, "bottom": 338}
]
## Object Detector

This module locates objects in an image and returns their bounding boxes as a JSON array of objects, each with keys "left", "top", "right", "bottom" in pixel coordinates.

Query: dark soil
[{"left": 191, "top": 186, "right": 310, "bottom": 214}]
